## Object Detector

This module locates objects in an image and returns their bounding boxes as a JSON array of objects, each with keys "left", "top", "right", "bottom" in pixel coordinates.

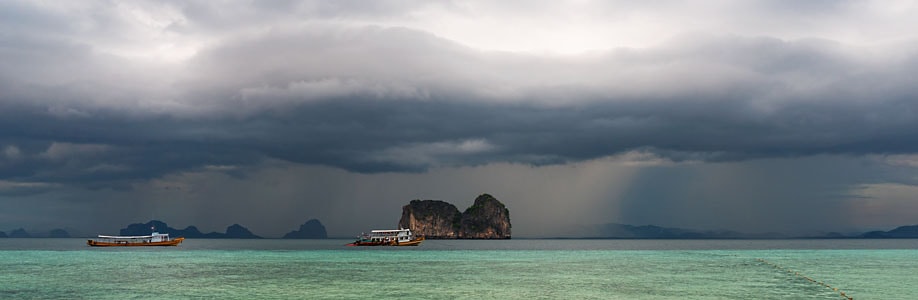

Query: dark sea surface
[{"left": 1, "top": 239, "right": 916, "bottom": 299}]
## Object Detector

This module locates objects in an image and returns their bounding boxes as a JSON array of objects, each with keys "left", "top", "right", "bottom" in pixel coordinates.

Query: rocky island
[
  {"left": 282, "top": 219, "right": 328, "bottom": 239},
  {"left": 398, "top": 194, "right": 511, "bottom": 239}
]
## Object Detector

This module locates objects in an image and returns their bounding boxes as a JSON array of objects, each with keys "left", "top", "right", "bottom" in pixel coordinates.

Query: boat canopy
[
  {"left": 370, "top": 229, "right": 410, "bottom": 233},
  {"left": 97, "top": 235, "right": 154, "bottom": 239},
  {"left": 97, "top": 232, "right": 168, "bottom": 239}
]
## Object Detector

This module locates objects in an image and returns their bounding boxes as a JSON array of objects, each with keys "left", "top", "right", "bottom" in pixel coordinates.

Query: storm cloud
[{"left": 2, "top": 1, "right": 918, "bottom": 236}]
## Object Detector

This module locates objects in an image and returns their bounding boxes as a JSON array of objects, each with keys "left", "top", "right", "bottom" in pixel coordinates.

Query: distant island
[
  {"left": 577, "top": 223, "right": 918, "bottom": 239},
  {"left": 115, "top": 219, "right": 328, "bottom": 239},
  {"left": 0, "top": 220, "right": 328, "bottom": 239},
  {"left": 120, "top": 220, "right": 263, "bottom": 239},
  {"left": 48, "top": 229, "right": 71, "bottom": 238},
  {"left": 9, "top": 228, "right": 30, "bottom": 238},
  {"left": 861, "top": 225, "right": 918, "bottom": 238},
  {"left": 398, "top": 193, "right": 511, "bottom": 239},
  {"left": 282, "top": 219, "right": 328, "bottom": 239}
]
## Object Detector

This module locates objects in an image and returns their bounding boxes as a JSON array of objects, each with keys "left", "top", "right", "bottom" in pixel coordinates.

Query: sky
[{"left": 2, "top": 0, "right": 918, "bottom": 237}]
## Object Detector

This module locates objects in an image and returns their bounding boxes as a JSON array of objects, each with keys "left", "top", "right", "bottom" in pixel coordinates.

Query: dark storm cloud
[
  {"left": 3, "top": 22, "right": 918, "bottom": 191},
  {"left": 2, "top": 0, "right": 918, "bottom": 192},
  {"left": 6, "top": 1, "right": 918, "bottom": 237},
  {"left": 177, "top": 27, "right": 918, "bottom": 167}
]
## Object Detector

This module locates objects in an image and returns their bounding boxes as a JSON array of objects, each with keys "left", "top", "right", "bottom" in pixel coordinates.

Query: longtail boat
[
  {"left": 87, "top": 232, "right": 184, "bottom": 247},
  {"left": 346, "top": 228, "right": 424, "bottom": 246}
]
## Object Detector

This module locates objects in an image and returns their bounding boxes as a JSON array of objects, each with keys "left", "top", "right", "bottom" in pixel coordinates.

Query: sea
[{"left": 1, "top": 239, "right": 916, "bottom": 299}]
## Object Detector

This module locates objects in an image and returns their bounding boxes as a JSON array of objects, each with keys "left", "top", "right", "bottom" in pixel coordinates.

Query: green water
[{"left": 1, "top": 239, "right": 916, "bottom": 299}]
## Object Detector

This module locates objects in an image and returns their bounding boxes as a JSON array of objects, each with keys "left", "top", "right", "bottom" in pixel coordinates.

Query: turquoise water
[{"left": 1, "top": 239, "right": 916, "bottom": 299}]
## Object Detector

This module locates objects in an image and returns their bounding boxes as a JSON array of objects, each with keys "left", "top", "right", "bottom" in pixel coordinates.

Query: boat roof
[
  {"left": 370, "top": 229, "right": 410, "bottom": 233},
  {"left": 97, "top": 232, "right": 168, "bottom": 239},
  {"left": 97, "top": 235, "right": 153, "bottom": 239}
]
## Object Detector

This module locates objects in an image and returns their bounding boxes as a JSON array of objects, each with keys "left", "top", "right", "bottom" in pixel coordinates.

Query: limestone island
[
  {"left": 282, "top": 219, "right": 328, "bottom": 239},
  {"left": 398, "top": 193, "right": 511, "bottom": 239}
]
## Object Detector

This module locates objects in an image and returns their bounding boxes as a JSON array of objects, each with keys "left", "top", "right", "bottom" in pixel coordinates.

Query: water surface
[{"left": 1, "top": 239, "right": 915, "bottom": 299}]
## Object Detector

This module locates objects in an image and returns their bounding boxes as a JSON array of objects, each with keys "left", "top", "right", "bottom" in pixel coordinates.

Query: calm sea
[{"left": 1, "top": 239, "right": 916, "bottom": 299}]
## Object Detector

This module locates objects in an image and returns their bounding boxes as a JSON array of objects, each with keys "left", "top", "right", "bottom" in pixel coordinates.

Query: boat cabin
[
  {"left": 366, "top": 229, "right": 415, "bottom": 243},
  {"left": 95, "top": 232, "right": 171, "bottom": 244},
  {"left": 347, "top": 228, "right": 423, "bottom": 246}
]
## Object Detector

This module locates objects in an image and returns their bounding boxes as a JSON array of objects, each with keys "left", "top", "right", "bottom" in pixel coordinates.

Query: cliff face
[
  {"left": 398, "top": 194, "right": 511, "bottom": 239},
  {"left": 399, "top": 200, "right": 461, "bottom": 239},
  {"left": 458, "top": 194, "right": 512, "bottom": 239}
]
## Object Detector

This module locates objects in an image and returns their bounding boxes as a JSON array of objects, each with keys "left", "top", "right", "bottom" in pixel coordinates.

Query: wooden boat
[
  {"left": 87, "top": 232, "right": 185, "bottom": 247},
  {"left": 346, "top": 228, "right": 424, "bottom": 246}
]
